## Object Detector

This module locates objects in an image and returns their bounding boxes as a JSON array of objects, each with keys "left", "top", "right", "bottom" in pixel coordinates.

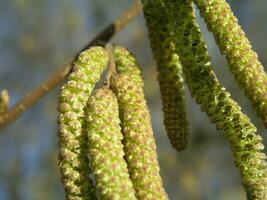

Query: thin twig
[
  {"left": 104, "top": 43, "right": 117, "bottom": 88},
  {"left": 0, "top": 90, "right": 9, "bottom": 115},
  {"left": 0, "top": 1, "right": 142, "bottom": 131}
]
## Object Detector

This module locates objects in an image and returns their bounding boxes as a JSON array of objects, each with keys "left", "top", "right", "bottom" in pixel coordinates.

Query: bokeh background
[{"left": 0, "top": 0, "right": 267, "bottom": 199}]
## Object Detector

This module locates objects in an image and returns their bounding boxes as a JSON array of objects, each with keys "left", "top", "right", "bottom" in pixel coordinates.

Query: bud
[
  {"left": 85, "top": 88, "right": 137, "bottom": 200},
  {"left": 58, "top": 46, "right": 108, "bottom": 199},
  {"left": 0, "top": 90, "right": 9, "bottom": 114}
]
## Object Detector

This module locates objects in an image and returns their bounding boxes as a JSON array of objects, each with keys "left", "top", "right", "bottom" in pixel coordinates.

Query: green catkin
[
  {"left": 159, "top": 0, "right": 267, "bottom": 199},
  {"left": 58, "top": 46, "right": 108, "bottom": 200},
  {"left": 130, "top": 2, "right": 190, "bottom": 151},
  {"left": 111, "top": 73, "right": 168, "bottom": 199},
  {"left": 113, "top": 46, "right": 142, "bottom": 84},
  {"left": 193, "top": 0, "right": 267, "bottom": 128},
  {"left": 85, "top": 88, "right": 137, "bottom": 200}
]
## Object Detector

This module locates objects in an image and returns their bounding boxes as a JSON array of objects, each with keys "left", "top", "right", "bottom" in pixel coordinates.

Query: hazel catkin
[
  {"left": 58, "top": 46, "right": 108, "bottom": 200},
  {"left": 85, "top": 88, "right": 137, "bottom": 200},
  {"left": 141, "top": 0, "right": 189, "bottom": 151},
  {"left": 162, "top": 0, "right": 267, "bottom": 199},
  {"left": 193, "top": 0, "right": 267, "bottom": 128},
  {"left": 111, "top": 71, "right": 168, "bottom": 200}
]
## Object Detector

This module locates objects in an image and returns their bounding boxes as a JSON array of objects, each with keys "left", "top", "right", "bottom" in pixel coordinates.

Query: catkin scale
[
  {"left": 193, "top": 0, "right": 267, "bottom": 128},
  {"left": 141, "top": 0, "right": 189, "bottom": 151},
  {"left": 85, "top": 88, "right": 137, "bottom": 200},
  {"left": 111, "top": 48, "right": 168, "bottom": 199},
  {"left": 58, "top": 46, "right": 108, "bottom": 200},
  {"left": 160, "top": 0, "right": 267, "bottom": 199}
]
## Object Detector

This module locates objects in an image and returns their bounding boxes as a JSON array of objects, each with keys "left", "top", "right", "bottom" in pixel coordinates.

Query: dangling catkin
[
  {"left": 141, "top": 0, "right": 189, "bottom": 151},
  {"left": 162, "top": 0, "right": 267, "bottom": 199},
  {"left": 113, "top": 46, "right": 142, "bottom": 85},
  {"left": 111, "top": 73, "right": 168, "bottom": 200},
  {"left": 58, "top": 46, "right": 108, "bottom": 200},
  {"left": 193, "top": 0, "right": 267, "bottom": 128},
  {"left": 85, "top": 88, "right": 137, "bottom": 200}
]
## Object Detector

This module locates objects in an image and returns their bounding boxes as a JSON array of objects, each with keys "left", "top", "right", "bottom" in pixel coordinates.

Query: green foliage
[
  {"left": 85, "top": 88, "right": 136, "bottom": 200},
  {"left": 58, "top": 47, "right": 108, "bottom": 200}
]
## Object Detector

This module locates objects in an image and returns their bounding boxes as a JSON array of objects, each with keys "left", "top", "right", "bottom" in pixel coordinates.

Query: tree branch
[
  {"left": 104, "top": 44, "right": 117, "bottom": 88},
  {"left": 0, "top": 1, "right": 142, "bottom": 131}
]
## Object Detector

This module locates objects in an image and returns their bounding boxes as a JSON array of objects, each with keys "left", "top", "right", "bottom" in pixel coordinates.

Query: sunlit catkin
[
  {"left": 111, "top": 73, "right": 168, "bottom": 199},
  {"left": 161, "top": 0, "right": 267, "bottom": 199},
  {"left": 85, "top": 88, "right": 137, "bottom": 200},
  {"left": 141, "top": 0, "right": 189, "bottom": 151},
  {"left": 194, "top": 0, "right": 267, "bottom": 128},
  {"left": 113, "top": 46, "right": 142, "bottom": 85},
  {"left": 58, "top": 47, "right": 108, "bottom": 200}
]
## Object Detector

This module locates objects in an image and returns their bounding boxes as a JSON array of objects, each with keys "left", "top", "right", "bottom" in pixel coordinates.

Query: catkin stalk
[
  {"left": 193, "top": 0, "right": 267, "bottom": 128},
  {"left": 85, "top": 88, "right": 137, "bottom": 200},
  {"left": 111, "top": 72, "right": 168, "bottom": 199},
  {"left": 141, "top": 0, "right": 189, "bottom": 151},
  {"left": 161, "top": 0, "right": 267, "bottom": 199},
  {"left": 58, "top": 47, "right": 108, "bottom": 200}
]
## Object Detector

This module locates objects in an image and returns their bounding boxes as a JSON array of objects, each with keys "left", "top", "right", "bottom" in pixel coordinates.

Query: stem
[{"left": 104, "top": 43, "right": 117, "bottom": 88}]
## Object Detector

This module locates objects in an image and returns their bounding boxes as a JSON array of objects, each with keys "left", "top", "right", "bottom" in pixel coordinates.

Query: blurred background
[{"left": 0, "top": 0, "right": 266, "bottom": 199}]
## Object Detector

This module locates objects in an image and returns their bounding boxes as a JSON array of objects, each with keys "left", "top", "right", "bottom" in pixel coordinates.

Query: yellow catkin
[
  {"left": 194, "top": 0, "right": 267, "bottom": 128},
  {"left": 111, "top": 70, "right": 168, "bottom": 199},
  {"left": 58, "top": 46, "right": 108, "bottom": 200},
  {"left": 85, "top": 88, "right": 137, "bottom": 200},
  {"left": 141, "top": 0, "right": 189, "bottom": 151},
  {"left": 162, "top": 0, "right": 267, "bottom": 199}
]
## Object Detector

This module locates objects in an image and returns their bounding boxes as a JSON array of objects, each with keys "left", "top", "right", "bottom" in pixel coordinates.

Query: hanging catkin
[
  {"left": 85, "top": 88, "right": 137, "bottom": 200},
  {"left": 141, "top": 0, "right": 189, "bottom": 151},
  {"left": 111, "top": 50, "right": 168, "bottom": 199},
  {"left": 58, "top": 46, "right": 108, "bottom": 200},
  {"left": 193, "top": 0, "right": 267, "bottom": 128},
  {"left": 113, "top": 46, "right": 142, "bottom": 84},
  {"left": 161, "top": 0, "right": 267, "bottom": 199}
]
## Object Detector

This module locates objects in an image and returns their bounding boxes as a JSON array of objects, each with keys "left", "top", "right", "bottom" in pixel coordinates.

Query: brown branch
[
  {"left": 104, "top": 43, "right": 117, "bottom": 88},
  {"left": 0, "top": 1, "right": 142, "bottom": 131}
]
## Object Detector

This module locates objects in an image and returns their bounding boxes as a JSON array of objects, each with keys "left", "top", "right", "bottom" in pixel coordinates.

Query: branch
[
  {"left": 0, "top": 1, "right": 142, "bottom": 131},
  {"left": 104, "top": 44, "right": 117, "bottom": 88}
]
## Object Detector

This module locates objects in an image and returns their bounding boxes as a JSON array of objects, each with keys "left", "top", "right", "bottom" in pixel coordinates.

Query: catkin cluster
[
  {"left": 57, "top": 1, "right": 267, "bottom": 199},
  {"left": 142, "top": 0, "right": 267, "bottom": 199},
  {"left": 58, "top": 45, "right": 167, "bottom": 200}
]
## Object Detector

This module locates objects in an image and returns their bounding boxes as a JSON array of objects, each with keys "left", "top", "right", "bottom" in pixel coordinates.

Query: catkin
[
  {"left": 193, "top": 0, "right": 267, "bottom": 128},
  {"left": 141, "top": 0, "right": 189, "bottom": 151},
  {"left": 114, "top": 46, "right": 142, "bottom": 85},
  {"left": 85, "top": 88, "right": 137, "bottom": 200},
  {"left": 111, "top": 73, "right": 168, "bottom": 199},
  {"left": 58, "top": 46, "right": 108, "bottom": 200},
  {"left": 161, "top": 0, "right": 267, "bottom": 199}
]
